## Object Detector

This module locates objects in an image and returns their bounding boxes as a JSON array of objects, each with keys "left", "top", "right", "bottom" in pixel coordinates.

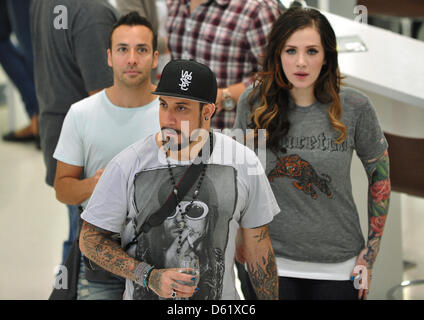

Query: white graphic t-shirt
[{"left": 81, "top": 132, "right": 280, "bottom": 300}]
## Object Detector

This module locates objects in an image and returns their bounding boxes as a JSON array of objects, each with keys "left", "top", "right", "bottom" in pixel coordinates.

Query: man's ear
[
  {"left": 152, "top": 50, "right": 159, "bottom": 70},
  {"left": 204, "top": 103, "right": 216, "bottom": 120},
  {"left": 107, "top": 48, "right": 112, "bottom": 67}
]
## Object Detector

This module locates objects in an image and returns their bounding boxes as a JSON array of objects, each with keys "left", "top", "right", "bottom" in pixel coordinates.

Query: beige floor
[
  {"left": 0, "top": 107, "right": 68, "bottom": 300},
  {"left": 1, "top": 103, "right": 424, "bottom": 300}
]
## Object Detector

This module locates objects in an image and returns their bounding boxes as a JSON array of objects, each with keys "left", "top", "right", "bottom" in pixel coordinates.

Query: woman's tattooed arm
[
  {"left": 352, "top": 150, "right": 390, "bottom": 300},
  {"left": 362, "top": 149, "right": 391, "bottom": 268}
]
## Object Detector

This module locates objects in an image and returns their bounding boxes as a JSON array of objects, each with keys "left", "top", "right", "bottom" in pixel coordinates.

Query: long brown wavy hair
[{"left": 250, "top": 7, "right": 346, "bottom": 153}]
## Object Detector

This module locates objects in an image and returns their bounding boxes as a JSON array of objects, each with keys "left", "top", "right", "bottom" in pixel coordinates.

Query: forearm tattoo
[
  {"left": 247, "top": 249, "right": 278, "bottom": 300},
  {"left": 363, "top": 150, "right": 391, "bottom": 268},
  {"left": 253, "top": 228, "right": 270, "bottom": 243},
  {"left": 80, "top": 222, "right": 138, "bottom": 280}
]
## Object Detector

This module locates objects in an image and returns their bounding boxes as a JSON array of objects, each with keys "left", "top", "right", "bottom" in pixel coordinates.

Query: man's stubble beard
[
  {"left": 118, "top": 70, "right": 149, "bottom": 88},
  {"left": 162, "top": 117, "right": 205, "bottom": 152}
]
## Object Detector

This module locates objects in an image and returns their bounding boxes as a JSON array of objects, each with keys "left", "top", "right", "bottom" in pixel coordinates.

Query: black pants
[
  {"left": 237, "top": 262, "right": 358, "bottom": 300},
  {"left": 278, "top": 277, "right": 359, "bottom": 300},
  {"left": 236, "top": 261, "right": 258, "bottom": 300}
]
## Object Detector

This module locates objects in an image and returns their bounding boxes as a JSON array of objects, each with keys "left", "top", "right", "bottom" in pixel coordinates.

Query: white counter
[{"left": 325, "top": 11, "right": 424, "bottom": 110}]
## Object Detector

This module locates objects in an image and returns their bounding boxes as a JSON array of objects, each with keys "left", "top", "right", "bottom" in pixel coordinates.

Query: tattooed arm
[
  {"left": 352, "top": 150, "right": 391, "bottom": 300},
  {"left": 79, "top": 220, "right": 197, "bottom": 299},
  {"left": 242, "top": 225, "right": 278, "bottom": 300}
]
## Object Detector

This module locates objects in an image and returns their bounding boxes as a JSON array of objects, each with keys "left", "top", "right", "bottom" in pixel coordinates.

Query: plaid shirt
[{"left": 166, "top": 0, "right": 280, "bottom": 129}]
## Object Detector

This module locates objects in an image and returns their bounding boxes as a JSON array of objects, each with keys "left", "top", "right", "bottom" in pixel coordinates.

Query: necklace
[{"left": 165, "top": 132, "right": 213, "bottom": 255}]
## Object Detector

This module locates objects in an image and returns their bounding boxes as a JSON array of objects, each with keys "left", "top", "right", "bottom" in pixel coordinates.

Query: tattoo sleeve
[
  {"left": 243, "top": 226, "right": 278, "bottom": 300},
  {"left": 79, "top": 221, "right": 139, "bottom": 281},
  {"left": 362, "top": 150, "right": 391, "bottom": 268}
]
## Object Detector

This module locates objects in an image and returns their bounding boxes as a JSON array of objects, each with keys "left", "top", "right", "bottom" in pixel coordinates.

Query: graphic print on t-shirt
[
  {"left": 131, "top": 165, "right": 236, "bottom": 300},
  {"left": 268, "top": 154, "right": 334, "bottom": 200}
]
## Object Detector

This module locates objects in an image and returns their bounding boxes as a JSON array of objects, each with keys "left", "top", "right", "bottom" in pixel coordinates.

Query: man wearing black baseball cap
[
  {"left": 152, "top": 59, "right": 218, "bottom": 158},
  {"left": 79, "top": 59, "right": 280, "bottom": 300}
]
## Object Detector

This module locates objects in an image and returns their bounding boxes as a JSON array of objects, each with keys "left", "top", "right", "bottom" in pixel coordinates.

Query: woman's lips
[{"left": 294, "top": 72, "right": 309, "bottom": 80}]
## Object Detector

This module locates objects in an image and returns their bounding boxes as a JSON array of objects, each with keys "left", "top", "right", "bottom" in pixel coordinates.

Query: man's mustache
[{"left": 161, "top": 127, "right": 182, "bottom": 136}]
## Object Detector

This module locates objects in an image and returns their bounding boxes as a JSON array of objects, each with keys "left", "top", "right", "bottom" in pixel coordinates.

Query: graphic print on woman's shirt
[{"left": 268, "top": 154, "right": 334, "bottom": 200}]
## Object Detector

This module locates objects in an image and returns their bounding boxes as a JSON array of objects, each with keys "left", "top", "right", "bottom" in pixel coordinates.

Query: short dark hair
[{"left": 109, "top": 11, "right": 157, "bottom": 51}]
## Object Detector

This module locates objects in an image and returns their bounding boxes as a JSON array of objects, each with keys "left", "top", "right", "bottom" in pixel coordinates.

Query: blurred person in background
[
  {"left": 166, "top": 0, "right": 281, "bottom": 130},
  {"left": 1, "top": 0, "right": 39, "bottom": 147},
  {"left": 30, "top": 0, "right": 118, "bottom": 267}
]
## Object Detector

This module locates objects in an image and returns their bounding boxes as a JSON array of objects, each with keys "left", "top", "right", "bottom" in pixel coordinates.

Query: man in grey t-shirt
[
  {"left": 30, "top": 0, "right": 118, "bottom": 264},
  {"left": 79, "top": 59, "right": 280, "bottom": 300}
]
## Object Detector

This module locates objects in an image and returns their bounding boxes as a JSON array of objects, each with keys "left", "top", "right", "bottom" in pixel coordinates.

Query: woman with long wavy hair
[{"left": 234, "top": 7, "right": 390, "bottom": 300}]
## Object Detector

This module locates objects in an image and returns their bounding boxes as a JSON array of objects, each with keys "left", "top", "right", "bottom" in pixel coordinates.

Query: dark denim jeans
[
  {"left": 0, "top": 0, "right": 38, "bottom": 118},
  {"left": 62, "top": 204, "right": 80, "bottom": 266},
  {"left": 77, "top": 255, "right": 125, "bottom": 300}
]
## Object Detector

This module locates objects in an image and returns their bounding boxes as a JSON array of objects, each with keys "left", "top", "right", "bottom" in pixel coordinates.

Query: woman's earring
[{"left": 205, "top": 117, "right": 209, "bottom": 121}]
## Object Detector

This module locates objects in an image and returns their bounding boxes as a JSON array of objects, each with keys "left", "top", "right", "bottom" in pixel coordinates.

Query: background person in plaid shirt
[{"left": 166, "top": 0, "right": 281, "bottom": 130}]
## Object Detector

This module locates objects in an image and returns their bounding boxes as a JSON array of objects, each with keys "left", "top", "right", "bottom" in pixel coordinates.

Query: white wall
[{"left": 318, "top": 0, "right": 357, "bottom": 19}]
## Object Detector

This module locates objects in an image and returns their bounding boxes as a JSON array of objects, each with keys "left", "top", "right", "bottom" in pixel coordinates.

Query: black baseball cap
[{"left": 152, "top": 59, "right": 218, "bottom": 104}]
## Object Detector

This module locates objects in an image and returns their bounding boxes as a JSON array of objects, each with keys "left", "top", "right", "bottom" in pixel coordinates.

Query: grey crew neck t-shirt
[{"left": 234, "top": 86, "right": 388, "bottom": 263}]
